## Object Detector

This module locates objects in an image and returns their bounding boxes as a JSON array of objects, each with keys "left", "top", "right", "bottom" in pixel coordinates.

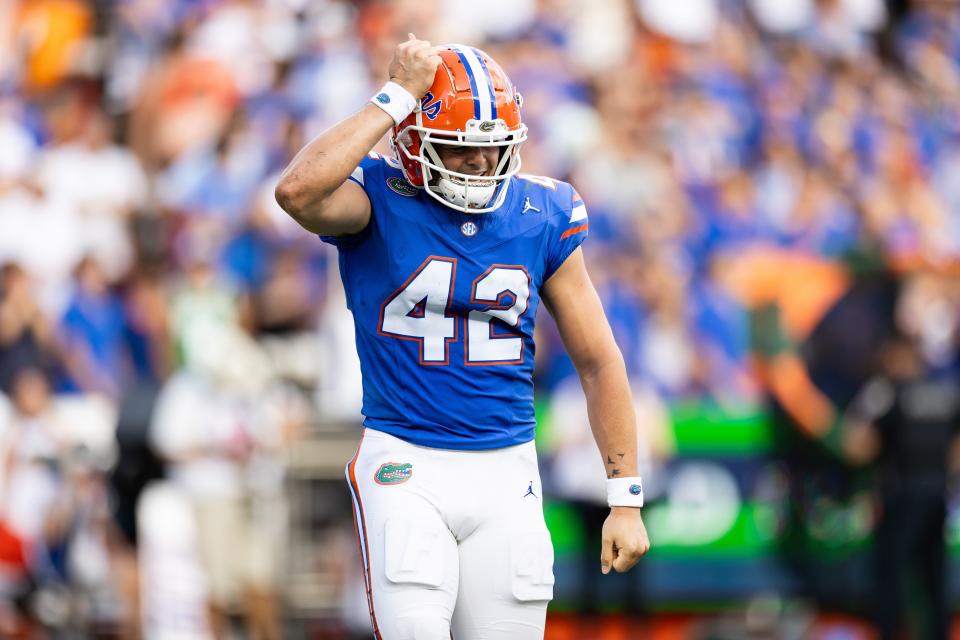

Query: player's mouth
[{"left": 450, "top": 175, "right": 495, "bottom": 186}]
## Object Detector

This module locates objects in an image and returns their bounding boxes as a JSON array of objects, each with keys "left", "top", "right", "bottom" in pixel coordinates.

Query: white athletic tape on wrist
[
  {"left": 607, "top": 477, "right": 644, "bottom": 508},
  {"left": 370, "top": 81, "right": 418, "bottom": 126}
]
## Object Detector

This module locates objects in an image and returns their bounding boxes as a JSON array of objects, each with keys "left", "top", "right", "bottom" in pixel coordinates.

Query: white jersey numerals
[
  {"left": 467, "top": 267, "right": 530, "bottom": 364},
  {"left": 379, "top": 258, "right": 530, "bottom": 365},
  {"left": 379, "top": 257, "right": 457, "bottom": 364}
]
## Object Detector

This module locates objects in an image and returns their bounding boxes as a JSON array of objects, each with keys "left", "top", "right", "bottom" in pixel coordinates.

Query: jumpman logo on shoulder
[
  {"left": 522, "top": 197, "right": 541, "bottom": 214},
  {"left": 523, "top": 481, "right": 538, "bottom": 499}
]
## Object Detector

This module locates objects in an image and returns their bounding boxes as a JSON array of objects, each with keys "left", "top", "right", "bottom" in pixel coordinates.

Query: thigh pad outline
[
  {"left": 384, "top": 517, "right": 446, "bottom": 588},
  {"left": 510, "top": 529, "right": 555, "bottom": 602}
]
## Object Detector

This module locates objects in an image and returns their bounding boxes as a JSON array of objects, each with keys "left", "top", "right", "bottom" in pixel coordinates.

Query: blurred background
[{"left": 1, "top": 0, "right": 960, "bottom": 638}]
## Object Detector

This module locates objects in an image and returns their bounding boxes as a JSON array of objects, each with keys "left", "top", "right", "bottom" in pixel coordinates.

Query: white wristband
[
  {"left": 607, "top": 477, "right": 644, "bottom": 508},
  {"left": 370, "top": 81, "right": 418, "bottom": 126}
]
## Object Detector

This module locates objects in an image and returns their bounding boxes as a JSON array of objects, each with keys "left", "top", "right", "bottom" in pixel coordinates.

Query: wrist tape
[
  {"left": 607, "top": 477, "right": 644, "bottom": 508},
  {"left": 370, "top": 81, "right": 418, "bottom": 126}
]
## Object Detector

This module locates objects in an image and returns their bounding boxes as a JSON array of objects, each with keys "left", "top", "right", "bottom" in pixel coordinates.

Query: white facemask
[{"left": 395, "top": 116, "right": 527, "bottom": 214}]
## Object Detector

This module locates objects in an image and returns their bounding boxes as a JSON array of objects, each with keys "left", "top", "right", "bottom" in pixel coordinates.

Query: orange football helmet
[{"left": 391, "top": 45, "right": 527, "bottom": 213}]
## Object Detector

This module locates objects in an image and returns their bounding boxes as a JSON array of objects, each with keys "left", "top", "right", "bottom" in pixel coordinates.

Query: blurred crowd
[{"left": 1, "top": 0, "right": 960, "bottom": 637}]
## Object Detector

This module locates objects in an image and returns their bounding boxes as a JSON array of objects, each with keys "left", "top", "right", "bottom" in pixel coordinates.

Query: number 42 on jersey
[{"left": 379, "top": 256, "right": 531, "bottom": 366}]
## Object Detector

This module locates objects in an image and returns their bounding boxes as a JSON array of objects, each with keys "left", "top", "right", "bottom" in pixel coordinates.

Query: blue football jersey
[{"left": 323, "top": 153, "right": 589, "bottom": 450}]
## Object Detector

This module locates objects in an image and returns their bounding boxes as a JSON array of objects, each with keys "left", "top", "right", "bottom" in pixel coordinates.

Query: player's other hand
[
  {"left": 388, "top": 33, "right": 443, "bottom": 100},
  {"left": 600, "top": 507, "right": 650, "bottom": 574}
]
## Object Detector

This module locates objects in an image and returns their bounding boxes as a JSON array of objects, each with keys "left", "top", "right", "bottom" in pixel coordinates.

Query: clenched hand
[{"left": 600, "top": 507, "right": 650, "bottom": 574}]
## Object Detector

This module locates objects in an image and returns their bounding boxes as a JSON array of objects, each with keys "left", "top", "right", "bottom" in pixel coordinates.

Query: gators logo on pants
[{"left": 375, "top": 462, "right": 413, "bottom": 485}]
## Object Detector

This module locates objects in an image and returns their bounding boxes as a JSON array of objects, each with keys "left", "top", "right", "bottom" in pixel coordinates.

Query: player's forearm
[
  {"left": 275, "top": 104, "right": 393, "bottom": 216},
  {"left": 579, "top": 352, "right": 639, "bottom": 479}
]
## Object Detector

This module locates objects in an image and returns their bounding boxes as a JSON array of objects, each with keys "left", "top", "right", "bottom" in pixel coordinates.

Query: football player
[{"left": 276, "top": 35, "right": 650, "bottom": 639}]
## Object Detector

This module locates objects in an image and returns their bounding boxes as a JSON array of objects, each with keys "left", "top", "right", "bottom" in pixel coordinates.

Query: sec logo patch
[{"left": 461, "top": 221, "right": 478, "bottom": 237}]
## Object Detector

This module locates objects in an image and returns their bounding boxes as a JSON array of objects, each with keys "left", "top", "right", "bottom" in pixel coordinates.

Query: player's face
[{"left": 435, "top": 144, "right": 500, "bottom": 177}]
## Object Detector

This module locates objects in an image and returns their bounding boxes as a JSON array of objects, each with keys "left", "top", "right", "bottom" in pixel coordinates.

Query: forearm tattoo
[{"left": 605, "top": 452, "right": 626, "bottom": 478}]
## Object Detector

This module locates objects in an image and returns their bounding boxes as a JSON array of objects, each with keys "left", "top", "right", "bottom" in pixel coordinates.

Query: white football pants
[{"left": 345, "top": 428, "right": 554, "bottom": 639}]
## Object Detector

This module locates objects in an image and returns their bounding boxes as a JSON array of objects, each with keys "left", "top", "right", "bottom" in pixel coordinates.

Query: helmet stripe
[
  {"left": 451, "top": 48, "right": 481, "bottom": 119},
  {"left": 472, "top": 48, "right": 498, "bottom": 120},
  {"left": 450, "top": 45, "right": 491, "bottom": 121}
]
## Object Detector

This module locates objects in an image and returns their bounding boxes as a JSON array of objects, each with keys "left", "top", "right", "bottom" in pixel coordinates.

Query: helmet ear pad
[{"left": 392, "top": 126, "right": 425, "bottom": 187}]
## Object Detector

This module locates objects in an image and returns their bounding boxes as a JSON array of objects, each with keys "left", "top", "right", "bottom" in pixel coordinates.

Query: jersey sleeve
[
  {"left": 318, "top": 153, "right": 385, "bottom": 249},
  {"left": 544, "top": 185, "right": 589, "bottom": 280}
]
